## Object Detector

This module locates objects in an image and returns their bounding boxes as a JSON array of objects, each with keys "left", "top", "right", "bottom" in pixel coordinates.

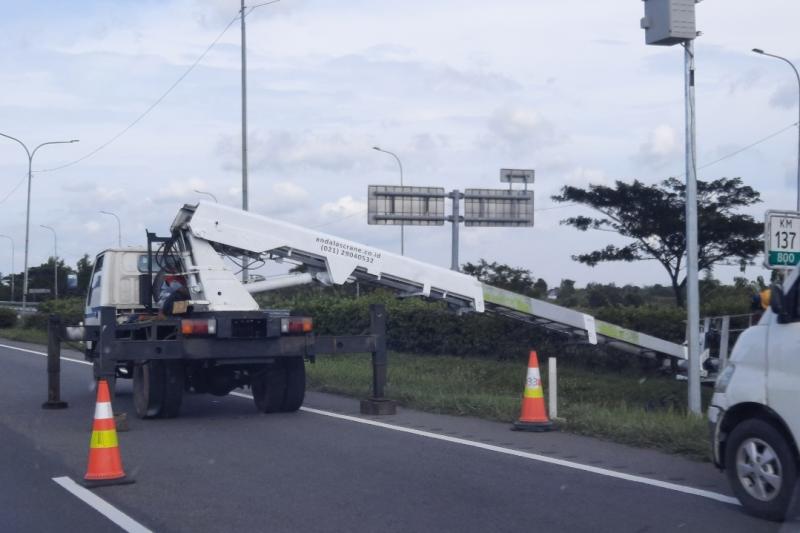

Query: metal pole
[
  {"left": 0, "top": 235, "right": 13, "bottom": 302},
  {"left": 719, "top": 315, "right": 730, "bottom": 368},
  {"left": 0, "top": 135, "right": 77, "bottom": 312},
  {"left": 685, "top": 40, "right": 701, "bottom": 415},
  {"left": 99, "top": 211, "right": 122, "bottom": 247},
  {"left": 449, "top": 189, "right": 461, "bottom": 271},
  {"left": 548, "top": 357, "right": 558, "bottom": 420},
  {"left": 752, "top": 49, "right": 800, "bottom": 211},
  {"left": 40, "top": 225, "right": 57, "bottom": 299},
  {"left": 241, "top": 0, "right": 250, "bottom": 284},
  {"left": 42, "top": 314, "right": 67, "bottom": 409},
  {"left": 372, "top": 147, "right": 405, "bottom": 255}
]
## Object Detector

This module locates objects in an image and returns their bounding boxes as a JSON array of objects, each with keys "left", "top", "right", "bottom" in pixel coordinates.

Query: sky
[{"left": 1, "top": 0, "right": 799, "bottom": 289}]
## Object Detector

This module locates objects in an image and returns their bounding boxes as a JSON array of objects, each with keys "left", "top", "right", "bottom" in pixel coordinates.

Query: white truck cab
[
  {"left": 84, "top": 248, "right": 149, "bottom": 325},
  {"left": 709, "top": 268, "right": 800, "bottom": 521}
]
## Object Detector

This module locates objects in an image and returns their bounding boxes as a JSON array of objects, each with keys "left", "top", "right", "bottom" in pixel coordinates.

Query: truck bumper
[{"left": 708, "top": 404, "right": 725, "bottom": 468}]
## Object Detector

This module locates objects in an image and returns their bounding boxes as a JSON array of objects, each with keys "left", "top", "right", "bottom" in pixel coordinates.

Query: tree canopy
[{"left": 551, "top": 177, "right": 762, "bottom": 306}]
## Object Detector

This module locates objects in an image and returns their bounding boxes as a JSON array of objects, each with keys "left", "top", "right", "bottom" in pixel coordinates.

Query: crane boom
[{"left": 172, "top": 202, "right": 685, "bottom": 360}]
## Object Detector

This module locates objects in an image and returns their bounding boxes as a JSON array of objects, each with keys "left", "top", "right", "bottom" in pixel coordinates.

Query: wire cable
[
  {"left": 38, "top": 12, "right": 241, "bottom": 173},
  {"left": 0, "top": 174, "right": 27, "bottom": 205}
]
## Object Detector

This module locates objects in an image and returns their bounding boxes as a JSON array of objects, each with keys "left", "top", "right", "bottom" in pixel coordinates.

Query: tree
[
  {"left": 461, "top": 259, "right": 547, "bottom": 298},
  {"left": 552, "top": 177, "right": 762, "bottom": 306},
  {"left": 76, "top": 254, "right": 94, "bottom": 294}
]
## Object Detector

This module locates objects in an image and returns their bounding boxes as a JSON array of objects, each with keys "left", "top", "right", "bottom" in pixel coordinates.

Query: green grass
[
  {"left": 0, "top": 327, "right": 49, "bottom": 345},
  {"left": 308, "top": 353, "right": 711, "bottom": 461}
]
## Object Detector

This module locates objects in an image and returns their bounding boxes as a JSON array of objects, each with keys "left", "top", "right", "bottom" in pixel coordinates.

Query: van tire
[
  {"left": 133, "top": 361, "right": 164, "bottom": 419},
  {"left": 725, "top": 418, "right": 798, "bottom": 522}
]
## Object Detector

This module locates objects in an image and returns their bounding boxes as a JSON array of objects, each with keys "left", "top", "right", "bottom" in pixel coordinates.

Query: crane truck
[{"left": 80, "top": 201, "right": 687, "bottom": 420}]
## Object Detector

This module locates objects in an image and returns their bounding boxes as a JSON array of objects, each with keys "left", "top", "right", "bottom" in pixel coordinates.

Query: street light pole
[
  {"left": 40, "top": 224, "right": 58, "bottom": 300},
  {"left": 372, "top": 146, "right": 405, "bottom": 255},
  {"left": 0, "top": 133, "right": 78, "bottom": 312},
  {"left": 99, "top": 210, "right": 122, "bottom": 247},
  {"left": 194, "top": 189, "right": 219, "bottom": 203},
  {"left": 0, "top": 235, "right": 14, "bottom": 302},
  {"left": 753, "top": 48, "right": 800, "bottom": 211}
]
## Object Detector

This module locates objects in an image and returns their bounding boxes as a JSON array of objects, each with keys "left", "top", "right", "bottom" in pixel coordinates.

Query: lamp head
[
  {"left": 372, "top": 146, "right": 381, "bottom": 151},
  {"left": 752, "top": 48, "right": 765, "bottom": 54}
]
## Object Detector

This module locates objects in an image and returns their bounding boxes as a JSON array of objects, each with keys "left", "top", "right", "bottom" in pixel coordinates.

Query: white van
[{"left": 709, "top": 273, "right": 800, "bottom": 521}]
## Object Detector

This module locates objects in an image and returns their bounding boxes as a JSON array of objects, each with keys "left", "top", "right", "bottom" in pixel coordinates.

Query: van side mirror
[{"left": 139, "top": 273, "right": 153, "bottom": 309}]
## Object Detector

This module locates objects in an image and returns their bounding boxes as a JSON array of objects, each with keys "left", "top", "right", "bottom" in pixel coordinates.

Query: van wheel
[
  {"left": 252, "top": 364, "right": 286, "bottom": 413},
  {"left": 281, "top": 357, "right": 306, "bottom": 412},
  {"left": 161, "top": 360, "right": 185, "bottom": 418},
  {"left": 725, "top": 419, "right": 798, "bottom": 521},
  {"left": 133, "top": 362, "right": 164, "bottom": 419}
]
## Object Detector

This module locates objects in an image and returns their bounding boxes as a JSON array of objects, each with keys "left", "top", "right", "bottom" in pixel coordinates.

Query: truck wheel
[
  {"left": 133, "top": 362, "right": 165, "bottom": 419},
  {"left": 281, "top": 357, "right": 306, "bottom": 412},
  {"left": 252, "top": 365, "right": 286, "bottom": 413},
  {"left": 161, "top": 360, "right": 185, "bottom": 418},
  {"left": 725, "top": 418, "right": 798, "bottom": 521}
]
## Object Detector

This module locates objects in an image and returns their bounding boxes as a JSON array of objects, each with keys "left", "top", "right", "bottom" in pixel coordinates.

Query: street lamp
[
  {"left": 40, "top": 224, "right": 58, "bottom": 300},
  {"left": 0, "top": 234, "right": 14, "bottom": 302},
  {"left": 0, "top": 133, "right": 78, "bottom": 312},
  {"left": 99, "top": 210, "right": 122, "bottom": 247},
  {"left": 372, "top": 146, "right": 405, "bottom": 255},
  {"left": 194, "top": 189, "right": 218, "bottom": 203},
  {"left": 753, "top": 48, "right": 800, "bottom": 211}
]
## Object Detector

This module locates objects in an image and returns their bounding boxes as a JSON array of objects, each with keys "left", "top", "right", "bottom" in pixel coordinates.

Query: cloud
[
  {"left": 770, "top": 83, "right": 798, "bottom": 109},
  {"left": 320, "top": 195, "right": 367, "bottom": 218},
  {"left": 478, "top": 106, "right": 562, "bottom": 154},
  {"left": 632, "top": 124, "right": 679, "bottom": 169}
]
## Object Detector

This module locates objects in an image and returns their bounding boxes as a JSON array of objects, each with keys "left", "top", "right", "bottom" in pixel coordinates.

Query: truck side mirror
[{"left": 769, "top": 285, "right": 785, "bottom": 319}]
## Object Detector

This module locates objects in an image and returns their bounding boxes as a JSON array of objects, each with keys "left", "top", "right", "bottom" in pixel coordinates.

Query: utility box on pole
[{"left": 641, "top": 0, "right": 697, "bottom": 46}]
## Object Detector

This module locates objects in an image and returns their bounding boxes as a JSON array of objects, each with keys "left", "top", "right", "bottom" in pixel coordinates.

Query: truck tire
[
  {"left": 161, "top": 360, "right": 185, "bottom": 418},
  {"left": 252, "top": 365, "right": 286, "bottom": 413},
  {"left": 725, "top": 418, "right": 798, "bottom": 521},
  {"left": 281, "top": 357, "right": 306, "bottom": 412},
  {"left": 134, "top": 361, "right": 165, "bottom": 419}
]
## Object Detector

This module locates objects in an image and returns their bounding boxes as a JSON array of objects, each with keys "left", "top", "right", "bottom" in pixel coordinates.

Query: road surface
[{"left": 0, "top": 339, "right": 789, "bottom": 532}]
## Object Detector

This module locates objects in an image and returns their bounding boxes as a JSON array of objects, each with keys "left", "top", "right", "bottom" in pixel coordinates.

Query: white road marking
[
  {"left": 0, "top": 342, "right": 91, "bottom": 365},
  {"left": 52, "top": 476, "right": 152, "bottom": 533},
  {"left": 1, "top": 341, "right": 739, "bottom": 507},
  {"left": 230, "top": 392, "right": 739, "bottom": 506}
]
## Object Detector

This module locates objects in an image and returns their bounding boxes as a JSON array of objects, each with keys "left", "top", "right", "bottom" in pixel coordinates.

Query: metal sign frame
[
  {"left": 499, "top": 168, "right": 535, "bottom": 186},
  {"left": 367, "top": 185, "right": 446, "bottom": 226},
  {"left": 764, "top": 209, "right": 800, "bottom": 270},
  {"left": 463, "top": 189, "right": 534, "bottom": 227}
]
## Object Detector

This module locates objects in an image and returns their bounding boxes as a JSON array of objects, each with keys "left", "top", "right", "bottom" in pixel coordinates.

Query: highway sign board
[
  {"left": 463, "top": 189, "right": 534, "bottom": 227},
  {"left": 765, "top": 210, "right": 800, "bottom": 269},
  {"left": 368, "top": 185, "right": 446, "bottom": 226},
  {"left": 500, "top": 169, "right": 535, "bottom": 184}
]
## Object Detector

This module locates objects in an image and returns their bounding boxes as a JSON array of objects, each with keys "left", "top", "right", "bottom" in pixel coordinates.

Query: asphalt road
[{"left": 0, "top": 339, "right": 790, "bottom": 532}]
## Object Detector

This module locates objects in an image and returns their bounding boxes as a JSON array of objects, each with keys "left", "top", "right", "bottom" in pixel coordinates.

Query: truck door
[
  {"left": 84, "top": 254, "right": 104, "bottom": 327},
  {"left": 765, "top": 284, "right": 800, "bottom": 437}
]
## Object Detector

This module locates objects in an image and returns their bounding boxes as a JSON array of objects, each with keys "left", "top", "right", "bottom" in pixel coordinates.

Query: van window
[
  {"left": 86, "top": 255, "right": 104, "bottom": 308},
  {"left": 137, "top": 254, "right": 151, "bottom": 273}
]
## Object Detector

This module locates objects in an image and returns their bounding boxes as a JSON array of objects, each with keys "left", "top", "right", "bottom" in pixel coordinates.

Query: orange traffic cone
[
  {"left": 83, "top": 379, "right": 134, "bottom": 487},
  {"left": 513, "top": 351, "right": 553, "bottom": 432}
]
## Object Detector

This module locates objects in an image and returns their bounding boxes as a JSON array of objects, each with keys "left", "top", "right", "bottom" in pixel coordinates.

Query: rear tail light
[
  {"left": 181, "top": 318, "right": 217, "bottom": 336},
  {"left": 281, "top": 317, "right": 313, "bottom": 334}
]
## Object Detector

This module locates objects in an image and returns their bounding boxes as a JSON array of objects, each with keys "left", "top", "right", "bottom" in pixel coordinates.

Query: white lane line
[
  {"left": 52, "top": 476, "right": 152, "bottom": 533},
  {"left": 0, "top": 342, "right": 91, "bottom": 366},
  {"left": 1, "top": 342, "right": 738, "bottom": 507},
  {"left": 230, "top": 391, "right": 739, "bottom": 506}
]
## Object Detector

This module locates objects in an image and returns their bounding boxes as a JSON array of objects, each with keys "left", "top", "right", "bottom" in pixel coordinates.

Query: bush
[
  {"left": 23, "top": 297, "right": 85, "bottom": 330},
  {"left": 0, "top": 308, "right": 17, "bottom": 328}
]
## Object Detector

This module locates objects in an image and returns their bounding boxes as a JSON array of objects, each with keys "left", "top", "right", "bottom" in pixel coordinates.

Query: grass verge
[
  {"left": 0, "top": 327, "right": 49, "bottom": 345},
  {"left": 308, "top": 353, "right": 711, "bottom": 461}
]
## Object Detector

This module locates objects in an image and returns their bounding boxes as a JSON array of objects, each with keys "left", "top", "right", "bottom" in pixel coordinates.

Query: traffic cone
[
  {"left": 83, "top": 379, "right": 134, "bottom": 487},
  {"left": 513, "top": 351, "right": 553, "bottom": 432}
]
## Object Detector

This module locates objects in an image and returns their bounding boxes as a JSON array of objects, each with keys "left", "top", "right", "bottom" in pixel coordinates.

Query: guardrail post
[
  {"left": 42, "top": 314, "right": 68, "bottom": 409},
  {"left": 360, "top": 304, "right": 396, "bottom": 415},
  {"left": 719, "top": 315, "right": 730, "bottom": 368}
]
